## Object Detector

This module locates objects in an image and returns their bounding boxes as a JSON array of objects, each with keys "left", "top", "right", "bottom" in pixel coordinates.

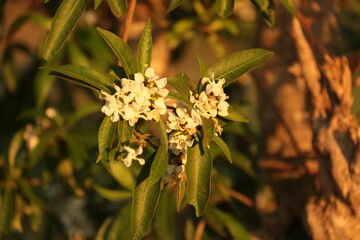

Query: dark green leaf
[
  {"left": 93, "top": 184, "right": 132, "bottom": 201},
  {"left": 201, "top": 117, "right": 214, "bottom": 148},
  {"left": 167, "top": 75, "right": 191, "bottom": 98},
  {"left": 280, "top": 0, "right": 298, "bottom": 18},
  {"left": 97, "top": 28, "right": 137, "bottom": 77},
  {"left": 176, "top": 178, "right": 187, "bottom": 212},
  {"left": 147, "top": 120, "right": 168, "bottom": 187},
  {"left": 66, "top": 133, "right": 88, "bottom": 170},
  {"left": 43, "top": 0, "right": 87, "bottom": 61},
  {"left": 44, "top": 65, "right": 113, "bottom": 92},
  {"left": 130, "top": 152, "right": 162, "bottom": 240},
  {"left": 109, "top": 159, "right": 136, "bottom": 190},
  {"left": 221, "top": 105, "right": 249, "bottom": 123},
  {"left": 167, "top": 0, "right": 184, "bottom": 12},
  {"left": 94, "top": 0, "right": 103, "bottom": 9},
  {"left": 250, "top": 0, "right": 275, "bottom": 27},
  {"left": 207, "top": 48, "right": 273, "bottom": 87},
  {"left": 137, "top": 19, "right": 152, "bottom": 74},
  {"left": 196, "top": 53, "right": 207, "bottom": 78},
  {"left": 108, "top": 202, "right": 132, "bottom": 240},
  {"left": 107, "top": 0, "right": 127, "bottom": 17},
  {"left": 66, "top": 104, "right": 101, "bottom": 129},
  {"left": 97, "top": 116, "right": 117, "bottom": 164},
  {"left": 168, "top": 92, "right": 193, "bottom": 107},
  {"left": 212, "top": 135, "right": 232, "bottom": 163},
  {"left": 186, "top": 144, "right": 212, "bottom": 216},
  {"left": 213, "top": 208, "right": 250, "bottom": 240},
  {"left": 117, "top": 119, "right": 134, "bottom": 148},
  {"left": 154, "top": 188, "right": 176, "bottom": 240},
  {"left": 0, "top": 190, "right": 14, "bottom": 237},
  {"left": 216, "top": 0, "right": 234, "bottom": 18}
]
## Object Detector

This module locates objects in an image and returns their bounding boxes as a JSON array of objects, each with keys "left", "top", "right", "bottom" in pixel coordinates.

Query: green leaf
[
  {"left": 250, "top": 0, "right": 275, "bottom": 27},
  {"left": 0, "top": 190, "right": 14, "bottom": 237},
  {"left": 97, "top": 28, "right": 137, "bottom": 77},
  {"left": 168, "top": 92, "right": 193, "bottom": 107},
  {"left": 109, "top": 159, "right": 136, "bottom": 190},
  {"left": 108, "top": 202, "right": 132, "bottom": 240},
  {"left": 167, "top": 75, "right": 191, "bottom": 98},
  {"left": 207, "top": 48, "right": 273, "bottom": 87},
  {"left": 95, "top": 217, "right": 112, "bottom": 240},
  {"left": 94, "top": 0, "right": 103, "bottom": 9},
  {"left": 117, "top": 119, "right": 134, "bottom": 148},
  {"left": 196, "top": 53, "right": 207, "bottom": 78},
  {"left": 186, "top": 144, "right": 212, "bottom": 216},
  {"left": 93, "top": 184, "right": 132, "bottom": 201},
  {"left": 43, "top": 0, "right": 87, "bottom": 61},
  {"left": 107, "top": 0, "right": 127, "bottom": 17},
  {"left": 137, "top": 19, "right": 152, "bottom": 74},
  {"left": 213, "top": 208, "right": 250, "bottom": 240},
  {"left": 97, "top": 116, "right": 117, "bottom": 164},
  {"left": 8, "top": 131, "right": 23, "bottom": 167},
  {"left": 44, "top": 65, "right": 113, "bottom": 92},
  {"left": 66, "top": 103, "right": 101, "bottom": 129},
  {"left": 221, "top": 105, "right": 249, "bottom": 123},
  {"left": 176, "top": 178, "right": 187, "bottom": 212},
  {"left": 29, "top": 131, "right": 57, "bottom": 169},
  {"left": 280, "top": 0, "right": 298, "bottom": 18},
  {"left": 216, "top": 0, "right": 234, "bottom": 18},
  {"left": 154, "top": 188, "right": 176, "bottom": 240},
  {"left": 212, "top": 135, "right": 232, "bottom": 163},
  {"left": 130, "top": 152, "right": 162, "bottom": 240},
  {"left": 147, "top": 120, "right": 168, "bottom": 187},
  {"left": 201, "top": 117, "right": 214, "bottom": 148},
  {"left": 167, "top": 0, "right": 184, "bottom": 12}
]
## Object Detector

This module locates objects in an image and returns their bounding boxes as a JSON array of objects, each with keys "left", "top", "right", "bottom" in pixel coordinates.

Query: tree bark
[{"left": 255, "top": 1, "right": 360, "bottom": 239}]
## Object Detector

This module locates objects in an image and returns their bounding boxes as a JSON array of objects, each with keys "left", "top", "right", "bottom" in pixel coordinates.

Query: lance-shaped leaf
[
  {"left": 107, "top": 202, "right": 132, "bottom": 240},
  {"left": 168, "top": 74, "right": 191, "bottom": 98},
  {"left": 93, "top": 184, "right": 132, "bottom": 202},
  {"left": 94, "top": 0, "right": 103, "bottom": 9},
  {"left": 97, "top": 28, "right": 137, "bottom": 77},
  {"left": 167, "top": 0, "right": 184, "bottom": 12},
  {"left": 196, "top": 53, "right": 207, "bottom": 78},
  {"left": 212, "top": 135, "right": 232, "bottom": 163},
  {"left": 201, "top": 117, "right": 214, "bottom": 148},
  {"left": 129, "top": 152, "right": 162, "bottom": 240},
  {"left": 146, "top": 120, "right": 168, "bottom": 187},
  {"left": 168, "top": 92, "right": 193, "bottom": 107},
  {"left": 97, "top": 116, "right": 117, "bottom": 164},
  {"left": 216, "top": 0, "right": 234, "bottom": 18},
  {"left": 250, "top": 0, "right": 275, "bottom": 27},
  {"left": 213, "top": 208, "right": 250, "bottom": 239},
  {"left": 207, "top": 48, "right": 272, "bottom": 87},
  {"left": 186, "top": 144, "right": 213, "bottom": 216},
  {"left": 221, "top": 105, "right": 249, "bottom": 123},
  {"left": 280, "top": 0, "right": 298, "bottom": 18},
  {"left": 43, "top": 0, "right": 87, "bottom": 61},
  {"left": 107, "top": 0, "right": 127, "bottom": 17},
  {"left": 137, "top": 19, "right": 152, "bottom": 74},
  {"left": 44, "top": 65, "right": 113, "bottom": 92},
  {"left": 154, "top": 188, "right": 176, "bottom": 240}
]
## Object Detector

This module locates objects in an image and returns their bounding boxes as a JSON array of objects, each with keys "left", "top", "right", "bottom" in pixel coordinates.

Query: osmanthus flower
[
  {"left": 163, "top": 164, "right": 185, "bottom": 184},
  {"left": 166, "top": 104, "right": 202, "bottom": 155},
  {"left": 123, "top": 145, "right": 145, "bottom": 167},
  {"left": 190, "top": 75, "right": 230, "bottom": 119},
  {"left": 100, "top": 67, "right": 169, "bottom": 126}
]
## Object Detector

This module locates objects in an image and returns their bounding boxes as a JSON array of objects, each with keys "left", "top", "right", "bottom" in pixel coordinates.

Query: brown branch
[
  {"left": 216, "top": 184, "right": 254, "bottom": 207},
  {"left": 122, "top": 0, "right": 137, "bottom": 43}
]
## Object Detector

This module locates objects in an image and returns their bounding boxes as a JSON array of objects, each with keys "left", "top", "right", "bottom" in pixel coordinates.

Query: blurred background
[{"left": 0, "top": 0, "right": 359, "bottom": 239}]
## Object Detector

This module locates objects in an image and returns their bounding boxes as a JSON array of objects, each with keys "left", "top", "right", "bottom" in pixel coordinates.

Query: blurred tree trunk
[{"left": 255, "top": 0, "right": 360, "bottom": 239}]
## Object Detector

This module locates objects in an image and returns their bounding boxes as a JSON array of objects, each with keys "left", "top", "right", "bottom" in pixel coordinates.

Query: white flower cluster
[
  {"left": 100, "top": 68, "right": 169, "bottom": 126},
  {"left": 123, "top": 145, "right": 145, "bottom": 167},
  {"left": 166, "top": 104, "right": 202, "bottom": 155},
  {"left": 163, "top": 164, "right": 185, "bottom": 184},
  {"left": 190, "top": 76, "right": 229, "bottom": 135}
]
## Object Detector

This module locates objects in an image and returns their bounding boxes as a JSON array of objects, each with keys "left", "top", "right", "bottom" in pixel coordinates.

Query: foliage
[{"left": 1, "top": 0, "right": 329, "bottom": 239}]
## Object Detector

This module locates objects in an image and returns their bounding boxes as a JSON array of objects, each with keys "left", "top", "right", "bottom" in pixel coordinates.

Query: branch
[{"left": 122, "top": 0, "right": 137, "bottom": 43}]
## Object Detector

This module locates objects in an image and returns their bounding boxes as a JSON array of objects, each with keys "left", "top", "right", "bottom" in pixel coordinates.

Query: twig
[
  {"left": 122, "top": 0, "right": 137, "bottom": 43},
  {"left": 216, "top": 184, "right": 254, "bottom": 207},
  {"left": 193, "top": 219, "right": 206, "bottom": 240}
]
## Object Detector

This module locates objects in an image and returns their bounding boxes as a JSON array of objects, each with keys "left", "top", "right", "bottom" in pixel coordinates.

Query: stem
[{"left": 122, "top": 0, "right": 137, "bottom": 43}]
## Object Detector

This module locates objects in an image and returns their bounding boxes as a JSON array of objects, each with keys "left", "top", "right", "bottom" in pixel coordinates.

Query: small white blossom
[
  {"left": 168, "top": 134, "right": 194, "bottom": 155},
  {"left": 123, "top": 146, "right": 145, "bottom": 167},
  {"left": 163, "top": 164, "right": 185, "bottom": 183},
  {"left": 100, "top": 67, "right": 168, "bottom": 125}
]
